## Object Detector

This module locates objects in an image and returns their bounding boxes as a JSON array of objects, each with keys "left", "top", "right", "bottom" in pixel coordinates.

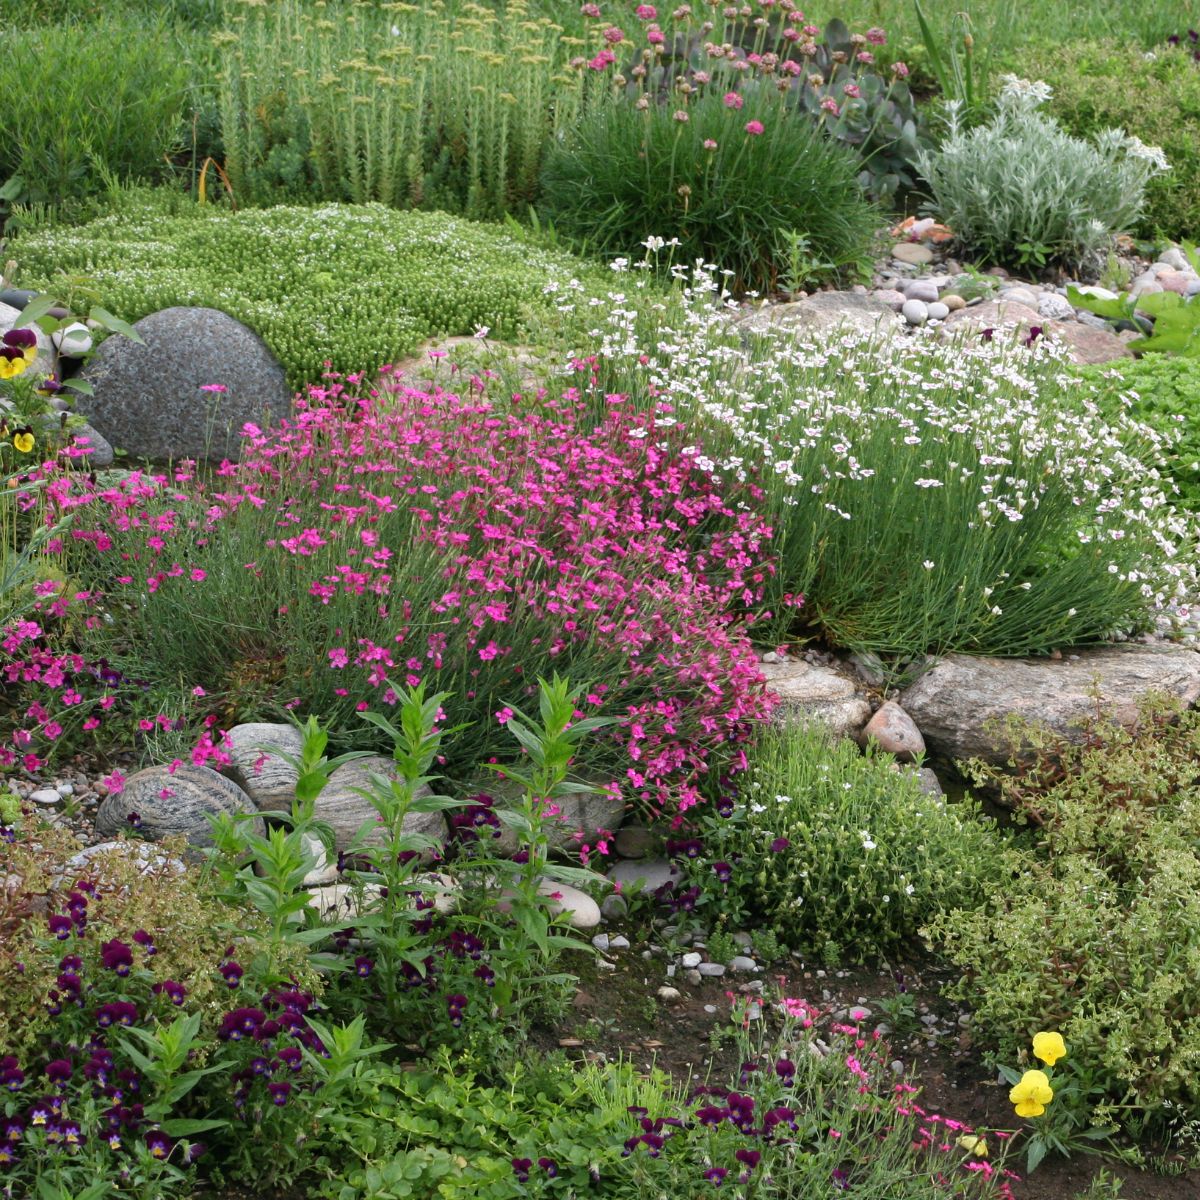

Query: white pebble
[
  {"left": 926, "top": 301, "right": 949, "bottom": 321},
  {"left": 901, "top": 299, "right": 928, "bottom": 326}
]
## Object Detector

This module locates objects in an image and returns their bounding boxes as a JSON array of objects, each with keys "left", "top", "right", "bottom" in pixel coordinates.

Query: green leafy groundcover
[{"left": 10, "top": 199, "right": 605, "bottom": 386}]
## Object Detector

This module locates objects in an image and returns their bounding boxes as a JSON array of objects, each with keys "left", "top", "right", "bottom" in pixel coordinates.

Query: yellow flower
[
  {"left": 0, "top": 354, "right": 30, "bottom": 381},
  {"left": 956, "top": 1134, "right": 988, "bottom": 1158},
  {"left": 1032, "top": 1031, "right": 1066, "bottom": 1066},
  {"left": 1010, "top": 1069, "right": 1054, "bottom": 1118},
  {"left": 12, "top": 432, "right": 35, "bottom": 454}
]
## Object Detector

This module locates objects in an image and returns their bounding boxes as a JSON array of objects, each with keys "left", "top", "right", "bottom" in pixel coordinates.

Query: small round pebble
[
  {"left": 926, "top": 301, "right": 949, "bottom": 321},
  {"left": 901, "top": 299, "right": 928, "bottom": 326}
]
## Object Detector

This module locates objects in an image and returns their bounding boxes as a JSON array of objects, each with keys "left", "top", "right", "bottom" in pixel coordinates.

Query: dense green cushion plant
[
  {"left": 1077, "top": 356, "right": 1200, "bottom": 510},
  {"left": 1022, "top": 40, "right": 1200, "bottom": 241},
  {"left": 10, "top": 197, "right": 607, "bottom": 386}
]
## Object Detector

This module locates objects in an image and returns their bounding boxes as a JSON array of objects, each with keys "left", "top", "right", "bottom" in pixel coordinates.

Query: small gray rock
[
  {"left": 67, "top": 423, "right": 115, "bottom": 469},
  {"left": 729, "top": 955, "right": 758, "bottom": 972},
  {"left": 537, "top": 879, "right": 601, "bottom": 929},
  {"left": 657, "top": 986, "right": 682, "bottom": 1002},
  {"left": 698, "top": 962, "right": 726, "bottom": 977},
  {"left": 29, "top": 788, "right": 62, "bottom": 806},
  {"left": 1038, "top": 292, "right": 1076, "bottom": 321},
  {"left": 1157, "top": 247, "right": 1192, "bottom": 272},
  {"left": 686, "top": 969, "right": 703, "bottom": 985},
  {"left": 600, "top": 893, "right": 628, "bottom": 922},
  {"left": 220, "top": 722, "right": 305, "bottom": 811},
  {"left": 941, "top": 293, "right": 966, "bottom": 312},
  {"left": 902, "top": 299, "right": 929, "bottom": 326},
  {"left": 999, "top": 286, "right": 1039, "bottom": 308},
  {"left": 614, "top": 825, "right": 654, "bottom": 860},
  {"left": 591, "top": 933, "right": 610, "bottom": 952},
  {"left": 862, "top": 701, "right": 926, "bottom": 762},
  {"left": 95, "top": 765, "right": 262, "bottom": 848},
  {"left": 609, "top": 934, "right": 631, "bottom": 950},
  {"left": 872, "top": 288, "right": 907, "bottom": 311},
  {"left": 926, "top": 301, "right": 950, "bottom": 321},
  {"left": 901, "top": 279, "right": 939, "bottom": 304},
  {"left": 681, "top": 951, "right": 703, "bottom": 969},
  {"left": 913, "top": 766, "right": 944, "bottom": 798}
]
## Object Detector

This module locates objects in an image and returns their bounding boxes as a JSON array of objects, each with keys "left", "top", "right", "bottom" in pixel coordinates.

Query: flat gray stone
[
  {"left": 739, "top": 292, "right": 902, "bottom": 341},
  {"left": 95, "top": 764, "right": 262, "bottom": 848},
  {"left": 79, "top": 307, "right": 290, "bottom": 462},
  {"left": 486, "top": 772, "right": 624, "bottom": 855},
  {"left": 606, "top": 857, "right": 680, "bottom": 895},
  {"left": 537, "top": 879, "right": 601, "bottom": 929},
  {"left": 68, "top": 423, "right": 114, "bottom": 468},
  {"left": 614, "top": 825, "right": 654, "bottom": 859},
  {"left": 313, "top": 755, "right": 446, "bottom": 854},
  {"left": 759, "top": 659, "right": 872, "bottom": 740},
  {"left": 698, "top": 962, "right": 726, "bottom": 977},
  {"left": 899, "top": 645, "right": 1200, "bottom": 765},
  {"left": 219, "top": 722, "right": 305, "bottom": 812},
  {"left": 892, "top": 242, "right": 933, "bottom": 265}
]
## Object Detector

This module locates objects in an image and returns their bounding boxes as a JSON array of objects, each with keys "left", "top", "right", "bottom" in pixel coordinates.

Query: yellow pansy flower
[
  {"left": 1032, "top": 1031, "right": 1066, "bottom": 1066},
  {"left": 12, "top": 432, "right": 35, "bottom": 454},
  {"left": 1010, "top": 1069, "right": 1054, "bottom": 1118},
  {"left": 956, "top": 1134, "right": 988, "bottom": 1157},
  {"left": 0, "top": 354, "right": 31, "bottom": 381}
]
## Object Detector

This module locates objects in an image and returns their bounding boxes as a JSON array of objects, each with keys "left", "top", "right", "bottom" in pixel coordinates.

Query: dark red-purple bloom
[
  {"left": 537, "top": 1158, "right": 558, "bottom": 1177},
  {"left": 44, "top": 1060, "right": 72, "bottom": 1087},
  {"left": 219, "top": 960, "right": 243, "bottom": 987},
  {"left": 145, "top": 1130, "right": 173, "bottom": 1160},
  {"left": 511, "top": 1158, "right": 533, "bottom": 1182},
  {"left": 48, "top": 915, "right": 72, "bottom": 940},
  {"left": 735, "top": 1148, "right": 761, "bottom": 1170},
  {"left": 2, "top": 329, "right": 36, "bottom": 350},
  {"left": 712, "top": 861, "right": 733, "bottom": 883},
  {"left": 705, "top": 1167, "right": 729, "bottom": 1185},
  {"left": 100, "top": 939, "right": 133, "bottom": 976},
  {"left": 267, "top": 1081, "right": 292, "bottom": 1106},
  {"left": 354, "top": 956, "right": 373, "bottom": 977},
  {"left": 152, "top": 980, "right": 187, "bottom": 1006},
  {"left": 769, "top": 837, "right": 790, "bottom": 853}
]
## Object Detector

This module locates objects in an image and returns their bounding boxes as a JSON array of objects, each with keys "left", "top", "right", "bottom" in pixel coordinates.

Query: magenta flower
[
  {"left": 744, "top": 120, "right": 764, "bottom": 135},
  {"left": 635, "top": 4, "right": 657, "bottom": 17},
  {"left": 100, "top": 939, "right": 133, "bottom": 976},
  {"left": 723, "top": 91, "right": 743, "bottom": 109},
  {"left": 602, "top": 25, "right": 624, "bottom": 44},
  {"left": 769, "top": 837, "right": 790, "bottom": 853}
]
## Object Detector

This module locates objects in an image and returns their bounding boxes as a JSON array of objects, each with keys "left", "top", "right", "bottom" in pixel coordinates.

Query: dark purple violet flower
[
  {"left": 775, "top": 1057, "right": 795, "bottom": 1083},
  {"left": 712, "top": 861, "right": 733, "bottom": 883},
  {"left": 151, "top": 980, "right": 186, "bottom": 1006},
  {"left": 275, "top": 1047, "right": 303, "bottom": 1072},
  {"left": 833, "top": 1168, "right": 850, "bottom": 1190},
  {"left": 100, "top": 939, "right": 133, "bottom": 976},
  {"left": 446, "top": 993, "right": 468, "bottom": 1027},
  {"left": 44, "top": 1060, "right": 72, "bottom": 1087},
  {"left": 266, "top": 1081, "right": 292, "bottom": 1106},
  {"left": 980, "top": 327, "right": 995, "bottom": 342},
  {"left": 735, "top": 1148, "right": 761, "bottom": 1170},
  {"left": 1024, "top": 325, "right": 1043, "bottom": 346},
  {"left": 126, "top": 811, "right": 142, "bottom": 829},
  {"left": 96, "top": 1001, "right": 138, "bottom": 1028},
  {"left": 58, "top": 955, "right": 82, "bottom": 973},
  {"left": 250, "top": 1057, "right": 272, "bottom": 1076},
  {"left": 48, "top": 915, "right": 72, "bottom": 940},
  {"left": 769, "top": 837, "right": 790, "bottom": 853},
  {"left": 3, "top": 1117, "right": 23, "bottom": 1142},
  {"left": 145, "top": 1130, "right": 173, "bottom": 1160},
  {"left": 511, "top": 1158, "right": 532, "bottom": 1182},
  {"left": 705, "top": 1167, "right": 729, "bottom": 1185},
  {"left": 538, "top": 1158, "right": 557, "bottom": 1178},
  {"left": 132, "top": 930, "right": 157, "bottom": 956},
  {"left": 473, "top": 963, "right": 495, "bottom": 987},
  {"left": 354, "top": 956, "right": 373, "bottom": 978},
  {"left": 696, "top": 1104, "right": 729, "bottom": 1126},
  {"left": 219, "top": 960, "right": 243, "bottom": 987},
  {"left": 2, "top": 329, "right": 36, "bottom": 350}
]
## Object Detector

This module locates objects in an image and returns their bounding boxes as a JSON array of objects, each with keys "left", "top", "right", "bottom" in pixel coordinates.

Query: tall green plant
[{"left": 216, "top": 0, "right": 587, "bottom": 218}]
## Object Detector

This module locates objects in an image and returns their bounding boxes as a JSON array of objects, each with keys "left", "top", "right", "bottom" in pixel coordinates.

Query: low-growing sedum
[
  {"left": 918, "top": 75, "right": 1170, "bottom": 271},
  {"left": 9, "top": 198, "right": 605, "bottom": 386}
]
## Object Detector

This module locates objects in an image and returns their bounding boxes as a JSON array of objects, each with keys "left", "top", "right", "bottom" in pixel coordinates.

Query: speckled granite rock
[
  {"left": 79, "top": 307, "right": 290, "bottom": 462},
  {"left": 313, "top": 755, "right": 447, "bottom": 854},
  {"left": 759, "top": 659, "right": 872, "bottom": 740}
]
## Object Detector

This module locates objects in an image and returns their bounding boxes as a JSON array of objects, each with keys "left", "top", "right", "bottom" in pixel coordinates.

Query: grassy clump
[
  {"left": 1077, "top": 356, "right": 1200, "bottom": 510},
  {"left": 540, "top": 85, "right": 880, "bottom": 295},
  {"left": 1018, "top": 40, "right": 1200, "bottom": 241},
  {"left": 674, "top": 722, "right": 1002, "bottom": 960},
  {"left": 0, "top": 15, "right": 194, "bottom": 213},
  {"left": 9, "top": 196, "right": 606, "bottom": 386},
  {"left": 928, "top": 701, "right": 1200, "bottom": 1123}
]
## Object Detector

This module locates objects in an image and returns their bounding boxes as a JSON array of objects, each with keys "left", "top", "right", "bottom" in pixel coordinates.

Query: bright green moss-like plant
[
  {"left": 918, "top": 76, "right": 1169, "bottom": 271},
  {"left": 928, "top": 700, "right": 1200, "bottom": 1124},
  {"left": 9, "top": 199, "right": 605, "bottom": 386},
  {"left": 1022, "top": 40, "right": 1200, "bottom": 241},
  {"left": 675, "top": 722, "right": 1002, "bottom": 959},
  {"left": 1077, "top": 356, "right": 1200, "bottom": 509}
]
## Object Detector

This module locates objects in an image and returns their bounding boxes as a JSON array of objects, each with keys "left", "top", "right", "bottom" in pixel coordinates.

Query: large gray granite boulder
[
  {"left": 737, "top": 292, "right": 902, "bottom": 340},
  {"left": 79, "top": 307, "right": 290, "bottom": 462},
  {"left": 219, "top": 722, "right": 305, "bottom": 812},
  {"left": 899, "top": 645, "right": 1200, "bottom": 764}
]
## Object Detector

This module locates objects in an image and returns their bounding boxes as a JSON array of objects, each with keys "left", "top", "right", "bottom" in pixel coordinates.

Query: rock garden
[{"left": 2, "top": 2, "right": 1200, "bottom": 1198}]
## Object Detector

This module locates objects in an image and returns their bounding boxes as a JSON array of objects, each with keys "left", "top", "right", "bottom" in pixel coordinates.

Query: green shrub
[
  {"left": 918, "top": 76, "right": 1169, "bottom": 270},
  {"left": 1077, "top": 356, "right": 1200, "bottom": 509},
  {"left": 1022, "top": 40, "right": 1200, "bottom": 241},
  {"left": 554, "top": 260, "right": 1195, "bottom": 666},
  {"left": 9, "top": 197, "right": 606, "bottom": 386},
  {"left": 927, "top": 700, "right": 1200, "bottom": 1123},
  {"left": 539, "top": 86, "right": 880, "bottom": 294},
  {"left": 0, "top": 16, "right": 192, "bottom": 212},
  {"left": 675, "top": 722, "right": 1002, "bottom": 959},
  {"left": 217, "top": 0, "right": 588, "bottom": 219}
]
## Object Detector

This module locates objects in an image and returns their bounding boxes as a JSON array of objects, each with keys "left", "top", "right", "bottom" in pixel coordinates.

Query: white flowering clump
[{"left": 547, "top": 256, "right": 1196, "bottom": 660}]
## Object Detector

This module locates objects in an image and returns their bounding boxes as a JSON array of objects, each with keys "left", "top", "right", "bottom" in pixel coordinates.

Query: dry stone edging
[{"left": 898, "top": 644, "right": 1200, "bottom": 765}]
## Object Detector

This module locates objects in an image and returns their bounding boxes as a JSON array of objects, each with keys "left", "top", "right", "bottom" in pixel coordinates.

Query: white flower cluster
[{"left": 997, "top": 74, "right": 1054, "bottom": 105}]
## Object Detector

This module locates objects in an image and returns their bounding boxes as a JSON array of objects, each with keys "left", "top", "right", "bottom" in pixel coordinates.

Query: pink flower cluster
[{"left": 0, "top": 372, "right": 778, "bottom": 817}]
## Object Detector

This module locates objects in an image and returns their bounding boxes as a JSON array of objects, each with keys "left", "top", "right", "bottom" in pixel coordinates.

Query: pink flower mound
[
  {"left": 2, "top": 375, "right": 775, "bottom": 818},
  {"left": 223, "top": 377, "right": 776, "bottom": 813}
]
